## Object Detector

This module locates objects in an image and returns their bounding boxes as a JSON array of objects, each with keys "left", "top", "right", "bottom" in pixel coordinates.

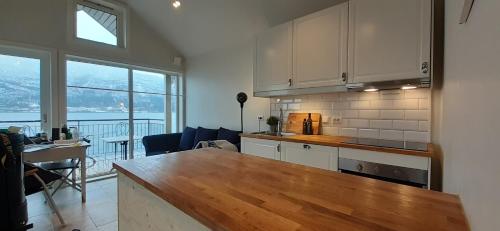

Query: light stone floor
[{"left": 27, "top": 177, "right": 118, "bottom": 231}]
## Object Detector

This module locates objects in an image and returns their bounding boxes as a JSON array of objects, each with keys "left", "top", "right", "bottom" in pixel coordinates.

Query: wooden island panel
[{"left": 113, "top": 148, "right": 468, "bottom": 231}]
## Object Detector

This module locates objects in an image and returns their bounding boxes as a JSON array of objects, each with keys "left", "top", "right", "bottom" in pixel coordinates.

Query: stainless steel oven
[{"left": 339, "top": 158, "right": 429, "bottom": 188}]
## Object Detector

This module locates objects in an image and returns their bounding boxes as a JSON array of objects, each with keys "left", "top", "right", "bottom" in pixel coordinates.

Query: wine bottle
[{"left": 306, "top": 113, "right": 313, "bottom": 135}]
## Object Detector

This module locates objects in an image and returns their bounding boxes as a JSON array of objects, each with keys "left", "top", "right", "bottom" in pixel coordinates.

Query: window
[
  {"left": 0, "top": 46, "right": 51, "bottom": 136},
  {"left": 66, "top": 58, "right": 183, "bottom": 177},
  {"left": 74, "top": 0, "right": 125, "bottom": 47}
]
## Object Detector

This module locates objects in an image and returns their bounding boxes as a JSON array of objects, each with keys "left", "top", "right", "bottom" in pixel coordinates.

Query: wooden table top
[
  {"left": 241, "top": 133, "right": 434, "bottom": 157},
  {"left": 113, "top": 148, "right": 468, "bottom": 231}
]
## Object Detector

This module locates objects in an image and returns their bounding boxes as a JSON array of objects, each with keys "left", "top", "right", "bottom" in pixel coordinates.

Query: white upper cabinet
[
  {"left": 254, "top": 22, "right": 293, "bottom": 92},
  {"left": 348, "top": 0, "right": 432, "bottom": 83},
  {"left": 293, "top": 3, "right": 348, "bottom": 88}
]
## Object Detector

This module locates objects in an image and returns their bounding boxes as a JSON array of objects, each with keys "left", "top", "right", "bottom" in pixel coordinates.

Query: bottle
[
  {"left": 306, "top": 113, "right": 313, "bottom": 135},
  {"left": 302, "top": 119, "right": 307, "bottom": 135}
]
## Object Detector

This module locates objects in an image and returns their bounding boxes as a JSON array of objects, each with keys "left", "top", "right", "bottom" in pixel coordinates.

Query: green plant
[{"left": 266, "top": 116, "right": 279, "bottom": 126}]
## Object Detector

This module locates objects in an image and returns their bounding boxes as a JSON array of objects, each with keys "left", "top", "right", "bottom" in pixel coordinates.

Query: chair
[
  {"left": 24, "top": 163, "right": 65, "bottom": 225},
  {"left": 39, "top": 159, "right": 80, "bottom": 196}
]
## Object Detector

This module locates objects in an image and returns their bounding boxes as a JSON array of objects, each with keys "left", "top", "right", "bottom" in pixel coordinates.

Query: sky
[{"left": 76, "top": 10, "right": 117, "bottom": 46}]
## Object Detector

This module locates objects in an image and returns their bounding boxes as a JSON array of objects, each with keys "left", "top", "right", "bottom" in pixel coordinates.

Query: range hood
[
  {"left": 345, "top": 77, "right": 431, "bottom": 92},
  {"left": 254, "top": 77, "right": 431, "bottom": 97}
]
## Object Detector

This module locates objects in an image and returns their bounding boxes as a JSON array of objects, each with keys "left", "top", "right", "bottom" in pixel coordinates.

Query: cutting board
[{"left": 286, "top": 113, "right": 321, "bottom": 135}]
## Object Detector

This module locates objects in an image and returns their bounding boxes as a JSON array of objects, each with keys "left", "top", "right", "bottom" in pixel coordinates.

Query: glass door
[{"left": 0, "top": 45, "right": 51, "bottom": 136}]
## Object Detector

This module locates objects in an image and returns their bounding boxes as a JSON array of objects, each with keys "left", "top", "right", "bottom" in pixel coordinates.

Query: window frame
[{"left": 69, "top": 0, "right": 127, "bottom": 49}]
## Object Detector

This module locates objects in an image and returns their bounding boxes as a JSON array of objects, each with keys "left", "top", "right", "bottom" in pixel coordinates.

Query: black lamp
[{"left": 236, "top": 92, "right": 247, "bottom": 132}]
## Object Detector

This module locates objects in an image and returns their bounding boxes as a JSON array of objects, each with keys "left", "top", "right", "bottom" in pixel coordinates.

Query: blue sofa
[{"left": 142, "top": 127, "right": 241, "bottom": 156}]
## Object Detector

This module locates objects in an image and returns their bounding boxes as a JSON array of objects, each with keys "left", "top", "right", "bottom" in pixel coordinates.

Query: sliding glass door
[
  {"left": 0, "top": 45, "right": 51, "bottom": 136},
  {"left": 66, "top": 57, "right": 183, "bottom": 177}
]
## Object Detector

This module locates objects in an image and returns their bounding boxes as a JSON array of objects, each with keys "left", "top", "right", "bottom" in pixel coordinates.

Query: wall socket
[{"left": 332, "top": 116, "right": 342, "bottom": 124}]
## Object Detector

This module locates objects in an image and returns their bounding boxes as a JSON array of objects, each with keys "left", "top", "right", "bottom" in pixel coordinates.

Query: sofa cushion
[
  {"left": 179, "top": 127, "right": 197, "bottom": 151},
  {"left": 217, "top": 127, "right": 241, "bottom": 145},
  {"left": 193, "top": 127, "right": 219, "bottom": 148}
]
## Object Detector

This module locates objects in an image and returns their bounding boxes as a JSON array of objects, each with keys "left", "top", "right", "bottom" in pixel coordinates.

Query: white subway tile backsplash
[
  {"left": 371, "top": 100, "right": 394, "bottom": 109},
  {"left": 419, "top": 99, "right": 430, "bottom": 109},
  {"left": 393, "top": 99, "right": 419, "bottom": 110},
  {"left": 370, "top": 120, "right": 393, "bottom": 129},
  {"left": 342, "top": 110, "right": 358, "bottom": 118},
  {"left": 380, "top": 110, "right": 405, "bottom": 119},
  {"left": 358, "top": 129, "right": 380, "bottom": 139},
  {"left": 271, "top": 89, "right": 430, "bottom": 141},
  {"left": 351, "top": 101, "right": 371, "bottom": 109},
  {"left": 287, "top": 103, "right": 301, "bottom": 110},
  {"left": 405, "top": 110, "right": 429, "bottom": 120},
  {"left": 322, "top": 127, "right": 339, "bottom": 136},
  {"left": 348, "top": 119, "right": 370, "bottom": 128},
  {"left": 393, "top": 120, "right": 419, "bottom": 130},
  {"left": 404, "top": 131, "right": 430, "bottom": 142},
  {"left": 358, "top": 110, "right": 380, "bottom": 119},
  {"left": 380, "top": 130, "right": 404, "bottom": 140},
  {"left": 341, "top": 128, "right": 358, "bottom": 137},
  {"left": 419, "top": 121, "right": 430, "bottom": 132},
  {"left": 404, "top": 89, "right": 428, "bottom": 99}
]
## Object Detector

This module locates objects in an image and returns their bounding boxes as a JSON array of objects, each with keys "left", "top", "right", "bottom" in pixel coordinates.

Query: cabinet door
[
  {"left": 254, "top": 22, "right": 293, "bottom": 92},
  {"left": 293, "top": 3, "right": 348, "bottom": 88},
  {"left": 348, "top": 0, "right": 432, "bottom": 83},
  {"left": 281, "top": 142, "right": 338, "bottom": 171},
  {"left": 241, "top": 138, "right": 281, "bottom": 160}
]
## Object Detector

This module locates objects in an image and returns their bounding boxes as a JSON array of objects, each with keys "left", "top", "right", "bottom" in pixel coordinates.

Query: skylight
[{"left": 76, "top": 4, "right": 118, "bottom": 46}]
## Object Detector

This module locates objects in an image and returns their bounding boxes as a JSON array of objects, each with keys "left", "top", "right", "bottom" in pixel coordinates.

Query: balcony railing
[{"left": 0, "top": 119, "right": 166, "bottom": 178}]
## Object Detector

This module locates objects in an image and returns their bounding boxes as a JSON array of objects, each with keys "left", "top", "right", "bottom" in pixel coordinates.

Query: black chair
[
  {"left": 39, "top": 159, "right": 80, "bottom": 196},
  {"left": 24, "top": 163, "right": 65, "bottom": 225}
]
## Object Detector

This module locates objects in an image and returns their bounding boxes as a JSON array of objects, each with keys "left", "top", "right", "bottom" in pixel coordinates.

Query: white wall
[
  {"left": 441, "top": 0, "right": 500, "bottom": 230},
  {"left": 185, "top": 42, "right": 270, "bottom": 132},
  {"left": 0, "top": 0, "right": 182, "bottom": 71}
]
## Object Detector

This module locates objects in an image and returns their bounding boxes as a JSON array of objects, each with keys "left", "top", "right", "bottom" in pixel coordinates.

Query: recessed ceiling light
[
  {"left": 172, "top": 0, "right": 181, "bottom": 8},
  {"left": 401, "top": 85, "right": 417, "bottom": 90},
  {"left": 364, "top": 88, "right": 378, "bottom": 92}
]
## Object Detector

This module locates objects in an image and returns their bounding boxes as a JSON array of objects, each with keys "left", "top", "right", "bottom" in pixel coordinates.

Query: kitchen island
[{"left": 113, "top": 148, "right": 468, "bottom": 231}]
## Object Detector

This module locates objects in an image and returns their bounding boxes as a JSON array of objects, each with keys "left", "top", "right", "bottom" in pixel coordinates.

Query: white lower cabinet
[
  {"left": 241, "top": 137, "right": 281, "bottom": 160},
  {"left": 281, "top": 141, "right": 338, "bottom": 171}
]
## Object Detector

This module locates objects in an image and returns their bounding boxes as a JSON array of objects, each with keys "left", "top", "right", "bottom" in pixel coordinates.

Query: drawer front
[
  {"left": 282, "top": 142, "right": 338, "bottom": 171},
  {"left": 339, "top": 148, "right": 430, "bottom": 170},
  {"left": 241, "top": 137, "right": 281, "bottom": 160}
]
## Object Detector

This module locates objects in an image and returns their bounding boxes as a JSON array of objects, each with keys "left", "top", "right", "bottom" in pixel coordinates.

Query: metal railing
[{"left": 0, "top": 119, "right": 166, "bottom": 178}]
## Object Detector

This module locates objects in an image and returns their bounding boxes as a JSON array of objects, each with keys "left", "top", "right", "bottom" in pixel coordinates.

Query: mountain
[{"left": 0, "top": 55, "right": 170, "bottom": 113}]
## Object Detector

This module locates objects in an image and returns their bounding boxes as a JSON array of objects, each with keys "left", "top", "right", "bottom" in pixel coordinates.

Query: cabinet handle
[
  {"left": 303, "top": 144, "right": 311, "bottom": 150},
  {"left": 277, "top": 144, "right": 281, "bottom": 152},
  {"left": 341, "top": 72, "right": 347, "bottom": 82},
  {"left": 421, "top": 62, "right": 429, "bottom": 74},
  {"left": 288, "top": 78, "right": 292, "bottom": 87}
]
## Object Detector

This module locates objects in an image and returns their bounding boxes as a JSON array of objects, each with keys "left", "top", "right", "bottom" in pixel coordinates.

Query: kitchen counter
[
  {"left": 240, "top": 133, "right": 434, "bottom": 157},
  {"left": 113, "top": 148, "right": 468, "bottom": 231}
]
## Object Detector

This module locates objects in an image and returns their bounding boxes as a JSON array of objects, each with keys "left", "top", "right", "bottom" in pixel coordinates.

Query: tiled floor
[{"left": 27, "top": 177, "right": 118, "bottom": 231}]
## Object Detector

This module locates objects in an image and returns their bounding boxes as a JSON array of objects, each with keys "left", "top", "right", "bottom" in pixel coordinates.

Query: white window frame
[
  {"left": 0, "top": 42, "right": 54, "bottom": 134},
  {"left": 68, "top": 0, "right": 127, "bottom": 49}
]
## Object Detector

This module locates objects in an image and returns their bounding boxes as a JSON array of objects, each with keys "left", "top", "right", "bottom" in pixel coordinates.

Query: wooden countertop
[
  {"left": 113, "top": 148, "right": 468, "bottom": 231},
  {"left": 241, "top": 133, "right": 434, "bottom": 157}
]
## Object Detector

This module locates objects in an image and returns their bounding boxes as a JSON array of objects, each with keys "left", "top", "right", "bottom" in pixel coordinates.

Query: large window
[
  {"left": 74, "top": 0, "right": 125, "bottom": 47},
  {"left": 66, "top": 58, "right": 183, "bottom": 177},
  {"left": 0, "top": 46, "right": 51, "bottom": 135}
]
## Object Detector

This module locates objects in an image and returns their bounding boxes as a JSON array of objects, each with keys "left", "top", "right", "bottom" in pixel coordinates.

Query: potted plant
[{"left": 266, "top": 116, "right": 279, "bottom": 133}]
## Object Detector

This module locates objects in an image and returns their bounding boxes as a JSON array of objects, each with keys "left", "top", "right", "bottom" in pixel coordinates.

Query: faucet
[{"left": 277, "top": 107, "right": 284, "bottom": 136}]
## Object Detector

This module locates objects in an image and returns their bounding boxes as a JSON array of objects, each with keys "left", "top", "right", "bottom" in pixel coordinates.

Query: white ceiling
[{"left": 120, "top": 0, "right": 346, "bottom": 58}]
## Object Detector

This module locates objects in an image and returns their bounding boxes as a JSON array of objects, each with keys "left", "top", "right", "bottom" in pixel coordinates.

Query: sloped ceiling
[{"left": 120, "top": 0, "right": 346, "bottom": 58}]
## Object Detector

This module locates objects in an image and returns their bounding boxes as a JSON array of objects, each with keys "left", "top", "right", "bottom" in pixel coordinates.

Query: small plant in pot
[{"left": 266, "top": 116, "right": 279, "bottom": 133}]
